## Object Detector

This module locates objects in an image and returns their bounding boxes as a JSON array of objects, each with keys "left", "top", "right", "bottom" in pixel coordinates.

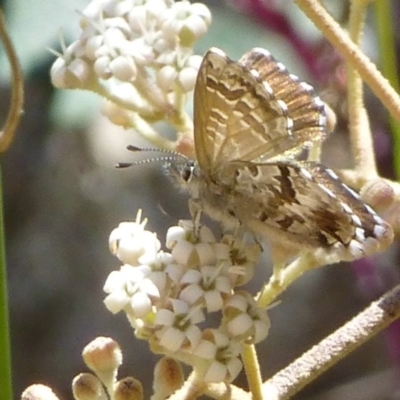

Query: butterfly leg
[{"left": 188, "top": 198, "right": 203, "bottom": 239}]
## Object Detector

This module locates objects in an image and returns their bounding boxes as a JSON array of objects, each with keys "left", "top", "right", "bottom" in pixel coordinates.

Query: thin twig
[
  {"left": 265, "top": 283, "right": 400, "bottom": 399},
  {"left": 241, "top": 344, "right": 263, "bottom": 400},
  {"left": 257, "top": 253, "right": 321, "bottom": 308},
  {"left": 346, "top": 0, "right": 378, "bottom": 177},
  {"left": 295, "top": 0, "right": 400, "bottom": 124},
  {"left": 374, "top": 0, "right": 400, "bottom": 179},
  {"left": 0, "top": 8, "right": 24, "bottom": 153}
]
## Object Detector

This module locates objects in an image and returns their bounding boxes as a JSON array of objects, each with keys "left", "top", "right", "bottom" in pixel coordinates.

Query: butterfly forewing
[
  {"left": 194, "top": 48, "right": 297, "bottom": 172},
  {"left": 239, "top": 48, "right": 327, "bottom": 148}
]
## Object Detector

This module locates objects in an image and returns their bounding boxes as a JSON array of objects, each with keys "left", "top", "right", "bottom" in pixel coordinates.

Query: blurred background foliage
[{"left": 0, "top": 1, "right": 399, "bottom": 399}]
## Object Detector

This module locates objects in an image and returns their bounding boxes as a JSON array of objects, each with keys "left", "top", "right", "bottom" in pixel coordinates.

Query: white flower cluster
[
  {"left": 104, "top": 210, "right": 270, "bottom": 383},
  {"left": 50, "top": 0, "right": 210, "bottom": 128}
]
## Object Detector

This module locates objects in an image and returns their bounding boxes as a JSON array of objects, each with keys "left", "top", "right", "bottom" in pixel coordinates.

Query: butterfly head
[{"left": 164, "top": 157, "right": 199, "bottom": 188}]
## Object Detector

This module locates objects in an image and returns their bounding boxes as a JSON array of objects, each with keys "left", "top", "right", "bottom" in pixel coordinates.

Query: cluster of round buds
[
  {"left": 104, "top": 210, "right": 270, "bottom": 383},
  {"left": 50, "top": 0, "right": 211, "bottom": 127}
]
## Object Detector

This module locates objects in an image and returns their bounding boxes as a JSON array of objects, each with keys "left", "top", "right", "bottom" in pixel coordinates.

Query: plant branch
[
  {"left": 257, "top": 253, "right": 321, "bottom": 308},
  {"left": 264, "top": 283, "right": 400, "bottom": 399},
  {"left": 295, "top": 0, "right": 400, "bottom": 125},
  {"left": 374, "top": 0, "right": 400, "bottom": 179},
  {"left": 0, "top": 8, "right": 24, "bottom": 153},
  {"left": 241, "top": 344, "right": 263, "bottom": 400},
  {"left": 346, "top": 0, "right": 377, "bottom": 177}
]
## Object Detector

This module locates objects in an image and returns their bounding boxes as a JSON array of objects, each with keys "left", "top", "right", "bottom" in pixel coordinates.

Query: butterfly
[{"left": 164, "top": 47, "right": 393, "bottom": 264}]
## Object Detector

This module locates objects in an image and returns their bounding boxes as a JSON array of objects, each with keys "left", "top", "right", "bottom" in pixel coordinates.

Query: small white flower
[
  {"left": 155, "top": 299, "right": 204, "bottom": 352},
  {"left": 103, "top": 264, "right": 159, "bottom": 317},
  {"left": 104, "top": 17, "right": 132, "bottom": 36},
  {"left": 193, "top": 329, "right": 242, "bottom": 383},
  {"left": 50, "top": 41, "right": 91, "bottom": 89},
  {"left": 203, "top": 355, "right": 242, "bottom": 383},
  {"left": 224, "top": 292, "right": 270, "bottom": 344},
  {"left": 221, "top": 234, "right": 261, "bottom": 286},
  {"left": 109, "top": 210, "right": 161, "bottom": 265},
  {"left": 50, "top": 56, "right": 91, "bottom": 89},
  {"left": 160, "top": 1, "right": 211, "bottom": 47},
  {"left": 166, "top": 221, "right": 217, "bottom": 267},
  {"left": 179, "top": 265, "right": 232, "bottom": 312},
  {"left": 110, "top": 0, "right": 136, "bottom": 18}
]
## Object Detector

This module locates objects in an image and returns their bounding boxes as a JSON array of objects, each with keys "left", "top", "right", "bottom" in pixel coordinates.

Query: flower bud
[
  {"left": 82, "top": 337, "right": 122, "bottom": 386},
  {"left": 21, "top": 385, "right": 60, "bottom": 400},
  {"left": 157, "top": 65, "right": 178, "bottom": 92},
  {"left": 72, "top": 373, "right": 105, "bottom": 400},
  {"left": 50, "top": 58, "right": 90, "bottom": 89},
  {"left": 114, "top": 377, "right": 143, "bottom": 400},
  {"left": 359, "top": 178, "right": 395, "bottom": 213},
  {"left": 110, "top": 55, "right": 137, "bottom": 82},
  {"left": 177, "top": 66, "right": 197, "bottom": 92},
  {"left": 94, "top": 56, "right": 112, "bottom": 79},
  {"left": 153, "top": 358, "right": 184, "bottom": 398}
]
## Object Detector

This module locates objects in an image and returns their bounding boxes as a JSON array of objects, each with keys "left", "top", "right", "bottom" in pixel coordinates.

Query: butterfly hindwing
[{"left": 215, "top": 159, "right": 391, "bottom": 260}]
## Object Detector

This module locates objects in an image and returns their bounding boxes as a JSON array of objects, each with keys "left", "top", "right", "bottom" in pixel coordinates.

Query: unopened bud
[
  {"left": 153, "top": 357, "right": 184, "bottom": 398},
  {"left": 72, "top": 373, "right": 106, "bottom": 400},
  {"left": 114, "top": 377, "right": 143, "bottom": 400},
  {"left": 82, "top": 337, "right": 122, "bottom": 386},
  {"left": 360, "top": 178, "right": 395, "bottom": 213},
  {"left": 21, "top": 385, "right": 60, "bottom": 400}
]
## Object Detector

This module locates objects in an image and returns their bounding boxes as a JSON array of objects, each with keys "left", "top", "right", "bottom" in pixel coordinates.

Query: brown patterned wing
[
  {"left": 218, "top": 160, "right": 392, "bottom": 260},
  {"left": 239, "top": 48, "right": 327, "bottom": 160},
  {"left": 194, "top": 48, "right": 299, "bottom": 173},
  {"left": 193, "top": 48, "right": 327, "bottom": 175}
]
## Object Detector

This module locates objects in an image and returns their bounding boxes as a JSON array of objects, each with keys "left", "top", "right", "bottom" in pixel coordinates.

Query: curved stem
[
  {"left": 257, "top": 253, "right": 321, "bottom": 308},
  {"left": 295, "top": 0, "right": 400, "bottom": 124},
  {"left": 0, "top": 8, "right": 24, "bottom": 153},
  {"left": 347, "top": 0, "right": 377, "bottom": 177},
  {"left": 374, "top": 0, "right": 400, "bottom": 179}
]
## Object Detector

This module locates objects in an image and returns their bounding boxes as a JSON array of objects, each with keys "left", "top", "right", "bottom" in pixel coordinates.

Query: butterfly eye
[{"left": 181, "top": 164, "right": 194, "bottom": 182}]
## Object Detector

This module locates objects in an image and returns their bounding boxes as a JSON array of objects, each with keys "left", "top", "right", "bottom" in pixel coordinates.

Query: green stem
[
  {"left": 347, "top": 0, "right": 378, "bottom": 177},
  {"left": 241, "top": 344, "right": 263, "bottom": 400},
  {"left": 374, "top": 0, "right": 400, "bottom": 179},
  {"left": 0, "top": 165, "right": 12, "bottom": 400}
]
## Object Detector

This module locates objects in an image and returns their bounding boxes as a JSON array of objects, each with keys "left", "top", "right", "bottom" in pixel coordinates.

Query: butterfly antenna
[{"left": 116, "top": 145, "right": 188, "bottom": 168}]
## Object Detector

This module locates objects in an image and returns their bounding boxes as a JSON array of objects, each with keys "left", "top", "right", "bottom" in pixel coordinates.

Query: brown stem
[
  {"left": 295, "top": 0, "right": 400, "bottom": 124},
  {"left": 0, "top": 8, "right": 24, "bottom": 153},
  {"left": 265, "top": 283, "right": 400, "bottom": 398},
  {"left": 347, "top": 0, "right": 378, "bottom": 176}
]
